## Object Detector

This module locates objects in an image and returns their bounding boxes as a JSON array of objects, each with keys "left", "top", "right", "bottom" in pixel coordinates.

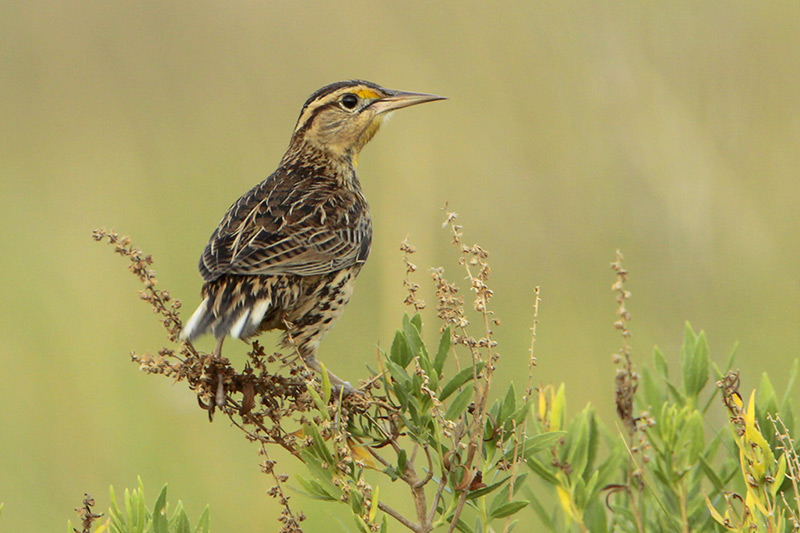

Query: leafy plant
[
  {"left": 68, "top": 479, "right": 209, "bottom": 533},
  {"left": 87, "top": 214, "right": 800, "bottom": 531}
]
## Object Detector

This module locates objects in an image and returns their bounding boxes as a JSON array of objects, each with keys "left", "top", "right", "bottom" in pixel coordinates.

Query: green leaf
[
  {"left": 397, "top": 449, "right": 407, "bottom": 474},
  {"left": 466, "top": 475, "right": 511, "bottom": 501},
  {"left": 551, "top": 384, "right": 566, "bottom": 431},
  {"left": 488, "top": 483, "right": 511, "bottom": 517},
  {"left": 196, "top": 506, "right": 210, "bottom": 533},
  {"left": 392, "top": 378, "right": 412, "bottom": 409},
  {"left": 489, "top": 500, "right": 529, "bottom": 519},
  {"left": 381, "top": 465, "right": 400, "bottom": 481},
  {"left": 353, "top": 515, "right": 370, "bottom": 533},
  {"left": 573, "top": 475, "right": 587, "bottom": 509},
  {"left": 583, "top": 407, "right": 599, "bottom": 477},
  {"left": 512, "top": 472, "right": 529, "bottom": 497},
  {"left": 434, "top": 326, "right": 451, "bottom": 377},
  {"left": 758, "top": 372, "right": 778, "bottom": 410},
  {"left": 403, "top": 314, "right": 428, "bottom": 361},
  {"left": 350, "top": 488, "right": 364, "bottom": 516},
  {"left": 418, "top": 348, "right": 438, "bottom": 391},
  {"left": 304, "top": 422, "right": 335, "bottom": 466},
  {"left": 681, "top": 321, "right": 698, "bottom": 356},
  {"left": 320, "top": 361, "right": 332, "bottom": 404},
  {"left": 440, "top": 362, "right": 485, "bottom": 401},
  {"left": 781, "top": 359, "right": 799, "bottom": 408},
  {"left": 369, "top": 485, "right": 380, "bottom": 524},
  {"left": 152, "top": 484, "right": 168, "bottom": 533},
  {"left": 410, "top": 313, "right": 423, "bottom": 332},
  {"left": 698, "top": 455, "right": 724, "bottom": 492},
  {"left": 484, "top": 415, "right": 498, "bottom": 458},
  {"left": 445, "top": 386, "right": 473, "bottom": 421},
  {"left": 296, "top": 474, "right": 339, "bottom": 501},
  {"left": 683, "top": 410, "right": 705, "bottom": 464},
  {"left": 583, "top": 500, "right": 609, "bottom": 533},
  {"left": 521, "top": 431, "right": 567, "bottom": 457},
  {"left": 581, "top": 470, "right": 600, "bottom": 507},
  {"left": 725, "top": 341, "right": 738, "bottom": 371},
  {"left": 664, "top": 379, "right": 686, "bottom": 405},
  {"left": 510, "top": 402, "right": 530, "bottom": 428},
  {"left": 640, "top": 367, "right": 664, "bottom": 412},
  {"left": 122, "top": 487, "right": 136, "bottom": 532},
  {"left": 385, "top": 359, "right": 411, "bottom": 388},
  {"left": 390, "top": 330, "right": 413, "bottom": 369},
  {"left": 654, "top": 346, "right": 668, "bottom": 379},
  {"left": 497, "top": 383, "right": 516, "bottom": 427},
  {"left": 522, "top": 486, "right": 558, "bottom": 531},
  {"left": 525, "top": 455, "right": 559, "bottom": 485},
  {"left": 680, "top": 323, "right": 709, "bottom": 400},
  {"left": 565, "top": 406, "right": 593, "bottom": 479},
  {"left": 173, "top": 506, "right": 191, "bottom": 533},
  {"left": 447, "top": 515, "right": 473, "bottom": 533},
  {"left": 109, "top": 485, "right": 124, "bottom": 530},
  {"left": 591, "top": 452, "right": 623, "bottom": 502},
  {"left": 307, "top": 385, "right": 329, "bottom": 419},
  {"left": 135, "top": 478, "right": 146, "bottom": 532}
]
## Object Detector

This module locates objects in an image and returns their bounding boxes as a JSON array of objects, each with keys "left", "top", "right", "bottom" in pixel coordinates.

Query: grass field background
[{"left": 2, "top": 2, "right": 800, "bottom": 530}]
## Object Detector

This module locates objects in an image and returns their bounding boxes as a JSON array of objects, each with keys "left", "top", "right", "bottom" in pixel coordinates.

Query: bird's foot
[
  {"left": 303, "top": 355, "right": 363, "bottom": 398},
  {"left": 332, "top": 380, "right": 365, "bottom": 399}
]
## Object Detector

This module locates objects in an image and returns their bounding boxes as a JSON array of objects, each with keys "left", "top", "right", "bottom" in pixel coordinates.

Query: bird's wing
[{"left": 199, "top": 173, "right": 371, "bottom": 282}]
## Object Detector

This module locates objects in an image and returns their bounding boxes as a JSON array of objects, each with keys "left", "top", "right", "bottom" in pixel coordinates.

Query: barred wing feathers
[{"left": 199, "top": 172, "right": 372, "bottom": 282}]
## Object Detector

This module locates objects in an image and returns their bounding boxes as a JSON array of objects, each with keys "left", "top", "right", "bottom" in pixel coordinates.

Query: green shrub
[{"left": 85, "top": 215, "right": 800, "bottom": 532}]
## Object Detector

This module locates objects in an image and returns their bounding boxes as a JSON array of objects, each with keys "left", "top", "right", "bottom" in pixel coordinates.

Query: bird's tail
[
  {"left": 180, "top": 297, "right": 214, "bottom": 342},
  {"left": 180, "top": 283, "right": 275, "bottom": 342}
]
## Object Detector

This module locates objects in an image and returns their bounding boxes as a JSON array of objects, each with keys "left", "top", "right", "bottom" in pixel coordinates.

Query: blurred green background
[{"left": 2, "top": 1, "right": 800, "bottom": 530}]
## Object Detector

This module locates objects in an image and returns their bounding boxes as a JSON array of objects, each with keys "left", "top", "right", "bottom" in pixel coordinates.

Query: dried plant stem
[
  {"left": 503, "top": 419, "right": 523, "bottom": 533},
  {"left": 610, "top": 249, "right": 645, "bottom": 532},
  {"left": 378, "top": 501, "right": 422, "bottom": 532},
  {"left": 401, "top": 238, "right": 426, "bottom": 312},
  {"left": 94, "top": 229, "right": 310, "bottom": 531},
  {"left": 360, "top": 412, "right": 433, "bottom": 532},
  {"left": 444, "top": 210, "right": 498, "bottom": 479},
  {"left": 525, "top": 286, "right": 540, "bottom": 402},
  {"left": 427, "top": 474, "right": 450, "bottom": 526},
  {"left": 504, "top": 288, "right": 540, "bottom": 532},
  {"left": 770, "top": 414, "right": 800, "bottom": 523},
  {"left": 260, "top": 443, "right": 303, "bottom": 532},
  {"left": 410, "top": 479, "right": 430, "bottom": 532},
  {"left": 73, "top": 493, "right": 102, "bottom": 533},
  {"left": 446, "top": 491, "right": 469, "bottom": 533}
]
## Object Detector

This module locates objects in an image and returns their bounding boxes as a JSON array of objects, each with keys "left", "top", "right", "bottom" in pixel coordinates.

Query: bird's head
[{"left": 287, "top": 80, "right": 445, "bottom": 163}]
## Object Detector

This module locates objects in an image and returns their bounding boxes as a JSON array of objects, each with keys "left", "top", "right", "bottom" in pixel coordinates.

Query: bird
[{"left": 180, "top": 80, "right": 445, "bottom": 390}]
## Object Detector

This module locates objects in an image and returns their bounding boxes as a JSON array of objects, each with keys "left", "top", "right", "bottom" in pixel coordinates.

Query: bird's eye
[{"left": 340, "top": 94, "right": 359, "bottom": 110}]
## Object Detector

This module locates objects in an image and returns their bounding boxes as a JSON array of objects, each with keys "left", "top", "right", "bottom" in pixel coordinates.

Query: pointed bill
[{"left": 370, "top": 90, "right": 447, "bottom": 114}]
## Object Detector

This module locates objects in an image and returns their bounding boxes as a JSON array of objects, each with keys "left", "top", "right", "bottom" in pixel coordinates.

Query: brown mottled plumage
[{"left": 181, "top": 80, "right": 444, "bottom": 388}]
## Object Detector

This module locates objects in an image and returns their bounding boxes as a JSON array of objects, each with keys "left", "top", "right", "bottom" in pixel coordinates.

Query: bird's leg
[
  {"left": 213, "top": 337, "right": 225, "bottom": 357},
  {"left": 303, "top": 355, "right": 356, "bottom": 395},
  {"left": 213, "top": 337, "right": 226, "bottom": 408},
  {"left": 215, "top": 373, "right": 226, "bottom": 408},
  {"left": 280, "top": 317, "right": 358, "bottom": 395}
]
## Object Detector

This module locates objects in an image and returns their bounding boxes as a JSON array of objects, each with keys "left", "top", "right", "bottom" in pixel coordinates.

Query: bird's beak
[{"left": 371, "top": 90, "right": 447, "bottom": 114}]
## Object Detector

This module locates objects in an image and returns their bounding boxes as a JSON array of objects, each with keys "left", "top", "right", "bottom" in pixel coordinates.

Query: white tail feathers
[
  {"left": 181, "top": 297, "right": 272, "bottom": 342},
  {"left": 180, "top": 297, "right": 209, "bottom": 341},
  {"left": 230, "top": 309, "right": 251, "bottom": 339},
  {"left": 230, "top": 299, "right": 271, "bottom": 339},
  {"left": 250, "top": 300, "right": 271, "bottom": 328}
]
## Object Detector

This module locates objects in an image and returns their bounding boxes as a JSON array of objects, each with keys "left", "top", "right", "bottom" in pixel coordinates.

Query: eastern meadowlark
[{"left": 181, "top": 80, "right": 445, "bottom": 390}]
